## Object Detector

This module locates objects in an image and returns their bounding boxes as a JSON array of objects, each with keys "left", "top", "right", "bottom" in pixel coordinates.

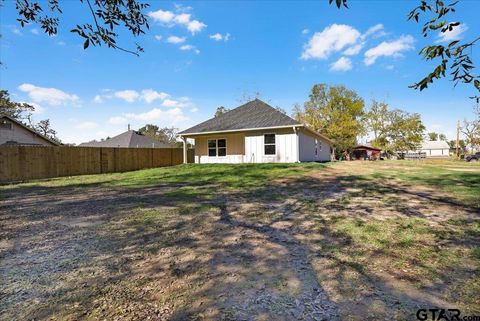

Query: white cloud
[
  {"left": 10, "top": 26, "right": 22, "bottom": 35},
  {"left": 148, "top": 9, "right": 175, "bottom": 23},
  {"left": 108, "top": 116, "right": 128, "bottom": 125},
  {"left": 76, "top": 121, "right": 98, "bottom": 129},
  {"left": 114, "top": 90, "right": 140, "bottom": 103},
  {"left": 93, "top": 95, "right": 103, "bottom": 103},
  {"left": 167, "top": 35, "right": 186, "bottom": 44},
  {"left": 209, "top": 32, "right": 230, "bottom": 41},
  {"left": 436, "top": 24, "right": 468, "bottom": 43},
  {"left": 154, "top": 35, "right": 163, "bottom": 41},
  {"left": 179, "top": 45, "right": 200, "bottom": 54},
  {"left": 343, "top": 43, "right": 363, "bottom": 56},
  {"left": 330, "top": 56, "right": 352, "bottom": 71},
  {"left": 141, "top": 89, "right": 169, "bottom": 103},
  {"left": 187, "top": 20, "right": 206, "bottom": 34},
  {"left": 148, "top": 8, "right": 206, "bottom": 34},
  {"left": 162, "top": 97, "right": 193, "bottom": 108},
  {"left": 31, "top": 28, "right": 40, "bottom": 35},
  {"left": 174, "top": 13, "right": 191, "bottom": 24},
  {"left": 301, "top": 24, "right": 361, "bottom": 60},
  {"left": 190, "top": 107, "right": 199, "bottom": 113},
  {"left": 18, "top": 83, "right": 79, "bottom": 105},
  {"left": 124, "top": 107, "right": 188, "bottom": 123},
  {"left": 364, "top": 35, "right": 415, "bottom": 65},
  {"left": 96, "top": 89, "right": 170, "bottom": 103},
  {"left": 361, "top": 24, "right": 385, "bottom": 40},
  {"left": 302, "top": 29, "right": 310, "bottom": 35}
]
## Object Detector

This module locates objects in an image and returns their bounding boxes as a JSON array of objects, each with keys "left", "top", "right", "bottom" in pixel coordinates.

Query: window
[
  {"left": 0, "top": 121, "right": 12, "bottom": 130},
  {"left": 218, "top": 139, "right": 226, "bottom": 156},
  {"left": 264, "top": 134, "right": 276, "bottom": 155},
  {"left": 207, "top": 139, "right": 227, "bottom": 157},
  {"left": 208, "top": 140, "right": 216, "bottom": 156}
]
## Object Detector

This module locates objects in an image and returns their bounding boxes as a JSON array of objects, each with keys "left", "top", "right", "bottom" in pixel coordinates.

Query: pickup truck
[{"left": 465, "top": 152, "right": 480, "bottom": 162}]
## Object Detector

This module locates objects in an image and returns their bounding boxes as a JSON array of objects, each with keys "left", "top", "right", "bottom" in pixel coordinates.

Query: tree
[
  {"left": 35, "top": 119, "right": 61, "bottom": 142},
  {"left": 293, "top": 84, "right": 365, "bottom": 157},
  {"left": 329, "top": 0, "right": 480, "bottom": 101},
  {"left": 448, "top": 139, "right": 467, "bottom": 154},
  {"left": 0, "top": 90, "right": 34, "bottom": 121},
  {"left": 439, "top": 133, "right": 447, "bottom": 141},
  {"left": 386, "top": 109, "right": 425, "bottom": 153},
  {"left": 138, "top": 124, "right": 179, "bottom": 145},
  {"left": 214, "top": 106, "right": 230, "bottom": 117},
  {"left": 428, "top": 132, "right": 439, "bottom": 141},
  {"left": 462, "top": 119, "right": 480, "bottom": 153},
  {"left": 364, "top": 99, "right": 389, "bottom": 147},
  {"left": 14, "top": 0, "right": 150, "bottom": 56},
  {"left": 364, "top": 100, "right": 425, "bottom": 154}
]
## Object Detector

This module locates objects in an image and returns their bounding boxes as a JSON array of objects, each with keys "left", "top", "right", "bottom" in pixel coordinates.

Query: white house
[
  {"left": 0, "top": 114, "right": 59, "bottom": 146},
  {"left": 419, "top": 140, "right": 450, "bottom": 158},
  {"left": 179, "top": 99, "right": 332, "bottom": 163}
]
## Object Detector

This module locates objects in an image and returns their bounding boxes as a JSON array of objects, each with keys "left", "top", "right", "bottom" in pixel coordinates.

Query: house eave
[
  {"left": 180, "top": 124, "right": 334, "bottom": 145},
  {"left": 179, "top": 125, "right": 303, "bottom": 137}
]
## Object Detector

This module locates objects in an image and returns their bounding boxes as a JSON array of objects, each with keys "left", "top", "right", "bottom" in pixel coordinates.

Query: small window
[
  {"left": 0, "top": 121, "right": 12, "bottom": 130},
  {"left": 264, "top": 134, "right": 276, "bottom": 155},
  {"left": 207, "top": 139, "right": 227, "bottom": 157},
  {"left": 208, "top": 139, "right": 217, "bottom": 156},
  {"left": 315, "top": 139, "right": 318, "bottom": 156}
]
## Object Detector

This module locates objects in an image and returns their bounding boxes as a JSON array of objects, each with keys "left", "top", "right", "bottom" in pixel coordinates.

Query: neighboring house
[
  {"left": 0, "top": 114, "right": 60, "bottom": 146},
  {"left": 352, "top": 145, "right": 381, "bottom": 160},
  {"left": 79, "top": 129, "right": 172, "bottom": 148},
  {"left": 178, "top": 99, "right": 332, "bottom": 163},
  {"left": 419, "top": 140, "right": 450, "bottom": 158}
]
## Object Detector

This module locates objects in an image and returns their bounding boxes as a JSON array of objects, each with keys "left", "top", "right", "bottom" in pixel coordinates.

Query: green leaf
[
  {"left": 474, "top": 79, "right": 480, "bottom": 91},
  {"left": 83, "top": 39, "right": 89, "bottom": 49}
]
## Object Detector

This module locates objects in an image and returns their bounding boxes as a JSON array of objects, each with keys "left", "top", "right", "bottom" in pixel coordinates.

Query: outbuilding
[
  {"left": 351, "top": 145, "right": 382, "bottom": 160},
  {"left": 419, "top": 140, "right": 450, "bottom": 158}
]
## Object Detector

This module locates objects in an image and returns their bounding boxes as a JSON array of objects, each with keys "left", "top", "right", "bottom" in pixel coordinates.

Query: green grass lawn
[{"left": 1, "top": 159, "right": 479, "bottom": 320}]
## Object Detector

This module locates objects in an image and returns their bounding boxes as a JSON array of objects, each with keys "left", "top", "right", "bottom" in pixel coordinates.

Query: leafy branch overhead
[
  {"left": 329, "top": 0, "right": 480, "bottom": 101},
  {"left": 15, "top": 0, "right": 150, "bottom": 56}
]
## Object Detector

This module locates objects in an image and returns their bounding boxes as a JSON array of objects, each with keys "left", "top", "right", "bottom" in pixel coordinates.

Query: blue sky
[{"left": 1, "top": 0, "right": 479, "bottom": 144}]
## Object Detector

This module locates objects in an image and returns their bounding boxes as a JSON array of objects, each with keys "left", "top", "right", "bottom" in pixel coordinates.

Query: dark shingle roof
[
  {"left": 179, "top": 99, "right": 300, "bottom": 134},
  {"left": 79, "top": 130, "right": 172, "bottom": 148}
]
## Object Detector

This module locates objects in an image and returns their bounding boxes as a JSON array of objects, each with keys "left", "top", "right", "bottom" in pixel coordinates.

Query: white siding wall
[
  {"left": 298, "top": 130, "right": 331, "bottom": 161},
  {"left": 421, "top": 148, "right": 450, "bottom": 157},
  {"left": 244, "top": 129, "right": 298, "bottom": 163},
  {"left": 0, "top": 122, "right": 55, "bottom": 146}
]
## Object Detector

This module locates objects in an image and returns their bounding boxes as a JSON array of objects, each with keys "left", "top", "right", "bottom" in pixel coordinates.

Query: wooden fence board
[{"left": 0, "top": 146, "right": 194, "bottom": 183}]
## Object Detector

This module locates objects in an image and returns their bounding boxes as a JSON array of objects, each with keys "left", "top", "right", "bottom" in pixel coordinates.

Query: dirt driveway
[{"left": 1, "top": 162, "right": 479, "bottom": 320}]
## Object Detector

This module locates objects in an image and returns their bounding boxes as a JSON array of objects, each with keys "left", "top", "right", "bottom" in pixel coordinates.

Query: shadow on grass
[{"left": 1, "top": 163, "right": 479, "bottom": 320}]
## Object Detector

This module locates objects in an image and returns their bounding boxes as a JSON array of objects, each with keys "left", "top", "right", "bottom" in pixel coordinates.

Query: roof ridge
[{"left": 179, "top": 99, "right": 300, "bottom": 135}]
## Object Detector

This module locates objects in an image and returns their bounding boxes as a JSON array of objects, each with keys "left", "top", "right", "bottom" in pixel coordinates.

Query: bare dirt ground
[{"left": 0, "top": 162, "right": 479, "bottom": 321}]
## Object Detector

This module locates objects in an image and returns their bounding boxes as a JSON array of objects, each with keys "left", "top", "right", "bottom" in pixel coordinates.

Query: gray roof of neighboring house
[
  {"left": 78, "top": 130, "right": 173, "bottom": 148},
  {"left": 179, "top": 99, "right": 300, "bottom": 134},
  {"left": 421, "top": 140, "right": 450, "bottom": 150},
  {"left": 0, "top": 114, "right": 61, "bottom": 146}
]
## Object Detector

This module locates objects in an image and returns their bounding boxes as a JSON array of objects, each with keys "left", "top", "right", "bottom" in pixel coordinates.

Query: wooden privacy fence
[{"left": 0, "top": 146, "right": 194, "bottom": 183}]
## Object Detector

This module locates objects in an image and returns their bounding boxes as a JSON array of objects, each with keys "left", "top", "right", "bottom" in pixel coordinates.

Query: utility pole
[{"left": 456, "top": 120, "right": 460, "bottom": 159}]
